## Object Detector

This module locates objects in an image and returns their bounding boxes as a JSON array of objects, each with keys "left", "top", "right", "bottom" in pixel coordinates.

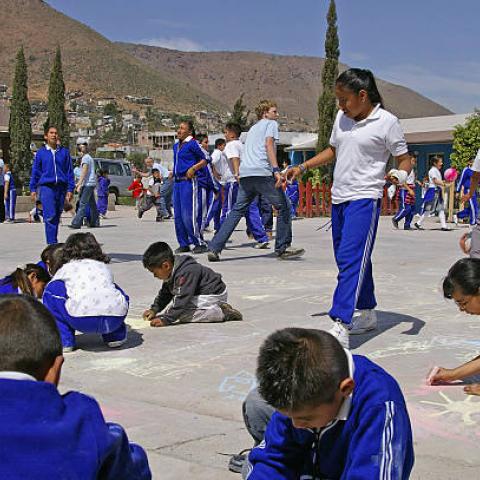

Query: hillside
[
  {"left": 0, "top": 0, "right": 224, "bottom": 113},
  {"left": 120, "top": 43, "right": 452, "bottom": 124}
]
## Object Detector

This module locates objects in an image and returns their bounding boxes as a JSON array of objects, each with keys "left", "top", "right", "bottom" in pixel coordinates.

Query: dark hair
[
  {"left": 0, "top": 295, "right": 62, "bottom": 380},
  {"left": 142, "top": 242, "right": 174, "bottom": 269},
  {"left": 225, "top": 122, "right": 241, "bottom": 138},
  {"left": 35, "top": 200, "right": 42, "bottom": 207},
  {"left": 196, "top": 133, "right": 208, "bottom": 144},
  {"left": 98, "top": 169, "right": 108, "bottom": 176},
  {"left": 41, "top": 243, "right": 64, "bottom": 276},
  {"left": 443, "top": 258, "right": 480, "bottom": 299},
  {"left": 1, "top": 264, "right": 51, "bottom": 296},
  {"left": 180, "top": 120, "right": 196, "bottom": 138},
  {"left": 215, "top": 138, "right": 226, "bottom": 148},
  {"left": 151, "top": 168, "right": 160, "bottom": 174},
  {"left": 257, "top": 328, "right": 349, "bottom": 411},
  {"left": 61, "top": 233, "right": 109, "bottom": 266},
  {"left": 336, "top": 68, "right": 384, "bottom": 108},
  {"left": 431, "top": 156, "right": 442, "bottom": 167},
  {"left": 44, "top": 125, "right": 58, "bottom": 135}
]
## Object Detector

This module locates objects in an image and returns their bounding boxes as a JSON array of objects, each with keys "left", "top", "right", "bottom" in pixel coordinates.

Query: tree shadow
[{"left": 74, "top": 326, "right": 144, "bottom": 352}]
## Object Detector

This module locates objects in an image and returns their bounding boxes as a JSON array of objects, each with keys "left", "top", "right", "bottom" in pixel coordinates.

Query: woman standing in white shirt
[
  {"left": 287, "top": 68, "right": 412, "bottom": 348},
  {"left": 414, "top": 157, "right": 449, "bottom": 231}
]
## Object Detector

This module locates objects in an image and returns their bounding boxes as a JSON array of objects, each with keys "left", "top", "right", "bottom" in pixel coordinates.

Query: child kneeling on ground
[
  {"left": 142, "top": 241, "right": 242, "bottom": 327},
  {"left": 42, "top": 232, "right": 129, "bottom": 352},
  {"left": 240, "top": 328, "right": 414, "bottom": 479},
  {"left": 0, "top": 295, "right": 151, "bottom": 479},
  {"left": 0, "top": 263, "right": 50, "bottom": 297}
]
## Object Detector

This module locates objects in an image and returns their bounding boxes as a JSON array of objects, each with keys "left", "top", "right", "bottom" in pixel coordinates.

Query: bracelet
[
  {"left": 299, "top": 164, "right": 307, "bottom": 173},
  {"left": 272, "top": 167, "right": 280, "bottom": 174}
]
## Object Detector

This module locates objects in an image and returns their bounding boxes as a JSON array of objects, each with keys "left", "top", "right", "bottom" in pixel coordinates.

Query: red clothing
[
  {"left": 128, "top": 180, "right": 144, "bottom": 198},
  {"left": 396, "top": 184, "right": 416, "bottom": 205}
]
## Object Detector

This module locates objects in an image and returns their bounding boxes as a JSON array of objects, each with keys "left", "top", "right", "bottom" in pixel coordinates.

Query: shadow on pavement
[
  {"left": 109, "top": 253, "right": 144, "bottom": 263},
  {"left": 350, "top": 310, "right": 426, "bottom": 349},
  {"left": 74, "top": 327, "right": 144, "bottom": 352}
]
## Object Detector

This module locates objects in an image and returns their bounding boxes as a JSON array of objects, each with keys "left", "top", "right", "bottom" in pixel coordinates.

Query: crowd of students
[{"left": 1, "top": 67, "right": 480, "bottom": 478}]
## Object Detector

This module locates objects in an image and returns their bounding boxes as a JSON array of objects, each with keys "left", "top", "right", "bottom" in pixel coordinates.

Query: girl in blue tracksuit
[
  {"left": 172, "top": 121, "right": 209, "bottom": 253},
  {"left": 96, "top": 169, "right": 110, "bottom": 217},
  {"left": 455, "top": 163, "right": 477, "bottom": 225},
  {"left": 3, "top": 164, "right": 16, "bottom": 222},
  {"left": 42, "top": 232, "right": 129, "bottom": 351},
  {"left": 29, "top": 127, "right": 75, "bottom": 244},
  {"left": 286, "top": 69, "right": 411, "bottom": 348},
  {"left": 0, "top": 264, "right": 50, "bottom": 297}
]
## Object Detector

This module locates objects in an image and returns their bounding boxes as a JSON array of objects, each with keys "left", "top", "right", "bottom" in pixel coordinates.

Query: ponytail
[
  {"left": 11, "top": 264, "right": 51, "bottom": 296},
  {"left": 336, "top": 68, "right": 384, "bottom": 108}
]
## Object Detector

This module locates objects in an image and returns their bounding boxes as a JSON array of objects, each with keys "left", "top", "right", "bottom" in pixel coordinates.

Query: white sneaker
[
  {"left": 350, "top": 309, "right": 378, "bottom": 335},
  {"left": 106, "top": 338, "right": 127, "bottom": 348},
  {"left": 453, "top": 214, "right": 458, "bottom": 226},
  {"left": 328, "top": 321, "right": 350, "bottom": 349},
  {"left": 254, "top": 241, "right": 270, "bottom": 249}
]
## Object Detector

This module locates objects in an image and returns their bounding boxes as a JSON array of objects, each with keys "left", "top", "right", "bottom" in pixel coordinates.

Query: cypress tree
[
  {"left": 45, "top": 46, "right": 69, "bottom": 147},
  {"left": 9, "top": 46, "right": 32, "bottom": 188},
  {"left": 316, "top": 0, "right": 339, "bottom": 155},
  {"left": 231, "top": 93, "right": 250, "bottom": 131}
]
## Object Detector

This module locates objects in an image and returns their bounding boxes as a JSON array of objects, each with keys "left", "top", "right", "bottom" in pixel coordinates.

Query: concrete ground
[{"left": 1, "top": 207, "right": 479, "bottom": 479}]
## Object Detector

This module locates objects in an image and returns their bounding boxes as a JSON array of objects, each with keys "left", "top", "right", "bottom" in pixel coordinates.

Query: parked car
[{"left": 93, "top": 158, "right": 133, "bottom": 203}]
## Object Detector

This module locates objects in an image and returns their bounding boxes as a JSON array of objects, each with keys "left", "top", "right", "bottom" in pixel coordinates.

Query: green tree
[
  {"left": 45, "top": 46, "right": 70, "bottom": 146},
  {"left": 314, "top": 0, "right": 339, "bottom": 184},
  {"left": 450, "top": 111, "right": 480, "bottom": 169},
  {"left": 104, "top": 102, "right": 118, "bottom": 117},
  {"left": 231, "top": 93, "right": 250, "bottom": 131},
  {"left": 8, "top": 46, "right": 32, "bottom": 187}
]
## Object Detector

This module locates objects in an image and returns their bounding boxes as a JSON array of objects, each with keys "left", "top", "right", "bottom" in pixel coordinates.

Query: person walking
[
  {"left": 70, "top": 141, "right": 99, "bottom": 229},
  {"left": 0, "top": 150, "right": 5, "bottom": 223},
  {"left": 208, "top": 100, "right": 304, "bottom": 261},
  {"left": 286, "top": 69, "right": 412, "bottom": 349},
  {"left": 29, "top": 126, "right": 75, "bottom": 244}
]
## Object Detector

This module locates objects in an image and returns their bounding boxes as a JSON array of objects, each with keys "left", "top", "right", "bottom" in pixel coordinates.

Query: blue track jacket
[
  {"left": 247, "top": 355, "right": 414, "bottom": 480},
  {"left": 0, "top": 378, "right": 151, "bottom": 479},
  {"left": 29, "top": 145, "right": 75, "bottom": 192},
  {"left": 173, "top": 138, "right": 210, "bottom": 186},
  {"left": 456, "top": 167, "right": 473, "bottom": 193}
]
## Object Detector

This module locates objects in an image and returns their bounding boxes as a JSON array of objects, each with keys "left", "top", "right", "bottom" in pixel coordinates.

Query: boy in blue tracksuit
[
  {"left": 29, "top": 126, "right": 75, "bottom": 244},
  {"left": 0, "top": 295, "right": 151, "bottom": 479},
  {"left": 3, "top": 163, "right": 16, "bottom": 222},
  {"left": 455, "top": 162, "right": 477, "bottom": 225},
  {"left": 242, "top": 328, "right": 414, "bottom": 479},
  {"left": 173, "top": 120, "right": 209, "bottom": 254}
]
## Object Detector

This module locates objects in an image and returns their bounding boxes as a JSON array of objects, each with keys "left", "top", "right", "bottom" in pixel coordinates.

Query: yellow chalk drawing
[
  {"left": 125, "top": 316, "right": 149, "bottom": 330},
  {"left": 421, "top": 392, "right": 480, "bottom": 426}
]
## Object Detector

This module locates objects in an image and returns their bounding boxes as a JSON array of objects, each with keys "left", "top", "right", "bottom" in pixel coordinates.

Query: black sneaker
[
  {"left": 207, "top": 251, "right": 220, "bottom": 262},
  {"left": 441, "top": 227, "right": 452, "bottom": 231},
  {"left": 219, "top": 303, "right": 243, "bottom": 322},
  {"left": 192, "top": 245, "right": 208, "bottom": 254},
  {"left": 278, "top": 246, "right": 305, "bottom": 260},
  {"left": 175, "top": 246, "right": 190, "bottom": 253},
  {"left": 392, "top": 218, "right": 399, "bottom": 229},
  {"left": 137, "top": 209, "right": 144, "bottom": 219},
  {"left": 414, "top": 222, "right": 424, "bottom": 230}
]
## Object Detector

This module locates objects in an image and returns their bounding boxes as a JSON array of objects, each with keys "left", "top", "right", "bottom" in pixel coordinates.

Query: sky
[{"left": 47, "top": 0, "right": 479, "bottom": 113}]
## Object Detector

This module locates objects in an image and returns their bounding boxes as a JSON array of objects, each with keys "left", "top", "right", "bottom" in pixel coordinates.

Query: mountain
[
  {"left": 119, "top": 43, "right": 452, "bottom": 125},
  {"left": 0, "top": 0, "right": 224, "bottom": 112}
]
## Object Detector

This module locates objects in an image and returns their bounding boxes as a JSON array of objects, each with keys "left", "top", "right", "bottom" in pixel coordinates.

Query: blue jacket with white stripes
[
  {"left": 173, "top": 138, "right": 210, "bottom": 187},
  {"left": 29, "top": 145, "right": 75, "bottom": 193},
  {"left": 246, "top": 355, "right": 414, "bottom": 480},
  {"left": 456, "top": 167, "right": 473, "bottom": 193}
]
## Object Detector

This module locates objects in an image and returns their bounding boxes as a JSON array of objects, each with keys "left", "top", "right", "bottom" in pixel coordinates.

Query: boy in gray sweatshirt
[{"left": 142, "top": 242, "right": 242, "bottom": 326}]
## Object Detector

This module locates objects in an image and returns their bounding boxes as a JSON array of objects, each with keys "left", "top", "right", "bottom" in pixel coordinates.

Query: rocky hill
[
  {"left": 0, "top": 0, "right": 224, "bottom": 113},
  {"left": 120, "top": 43, "right": 452, "bottom": 125}
]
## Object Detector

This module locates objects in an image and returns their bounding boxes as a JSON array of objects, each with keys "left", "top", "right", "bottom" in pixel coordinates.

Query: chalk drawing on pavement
[
  {"left": 218, "top": 370, "right": 256, "bottom": 401},
  {"left": 421, "top": 391, "right": 480, "bottom": 426}
]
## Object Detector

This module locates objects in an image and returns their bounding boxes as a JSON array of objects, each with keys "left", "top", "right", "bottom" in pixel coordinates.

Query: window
[
  {"left": 101, "top": 161, "right": 123, "bottom": 176},
  {"left": 123, "top": 164, "right": 131, "bottom": 175}
]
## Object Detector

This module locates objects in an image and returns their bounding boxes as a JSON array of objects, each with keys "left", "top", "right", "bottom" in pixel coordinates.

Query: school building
[{"left": 285, "top": 113, "right": 473, "bottom": 180}]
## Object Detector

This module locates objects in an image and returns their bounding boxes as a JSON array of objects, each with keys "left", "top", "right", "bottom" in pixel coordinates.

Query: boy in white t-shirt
[{"left": 414, "top": 156, "right": 449, "bottom": 231}]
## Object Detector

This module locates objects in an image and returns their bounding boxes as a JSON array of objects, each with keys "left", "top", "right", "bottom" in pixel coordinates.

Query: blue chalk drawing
[{"left": 219, "top": 370, "right": 257, "bottom": 401}]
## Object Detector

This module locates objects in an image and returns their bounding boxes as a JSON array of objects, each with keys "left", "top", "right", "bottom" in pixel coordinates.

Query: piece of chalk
[{"left": 426, "top": 366, "right": 440, "bottom": 385}]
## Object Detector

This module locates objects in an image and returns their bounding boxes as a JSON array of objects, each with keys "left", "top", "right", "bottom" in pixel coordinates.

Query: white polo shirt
[
  {"left": 224, "top": 140, "right": 243, "bottom": 181},
  {"left": 329, "top": 105, "right": 408, "bottom": 204},
  {"left": 428, "top": 166, "right": 442, "bottom": 187},
  {"left": 472, "top": 149, "right": 480, "bottom": 172}
]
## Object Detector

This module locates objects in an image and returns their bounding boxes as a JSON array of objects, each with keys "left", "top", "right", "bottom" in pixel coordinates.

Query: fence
[{"left": 296, "top": 180, "right": 398, "bottom": 218}]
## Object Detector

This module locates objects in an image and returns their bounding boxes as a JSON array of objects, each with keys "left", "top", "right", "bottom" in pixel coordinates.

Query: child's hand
[
  {"left": 150, "top": 317, "right": 168, "bottom": 327},
  {"left": 464, "top": 384, "right": 480, "bottom": 396},
  {"left": 429, "top": 367, "right": 457, "bottom": 384},
  {"left": 143, "top": 309, "right": 155, "bottom": 321}
]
